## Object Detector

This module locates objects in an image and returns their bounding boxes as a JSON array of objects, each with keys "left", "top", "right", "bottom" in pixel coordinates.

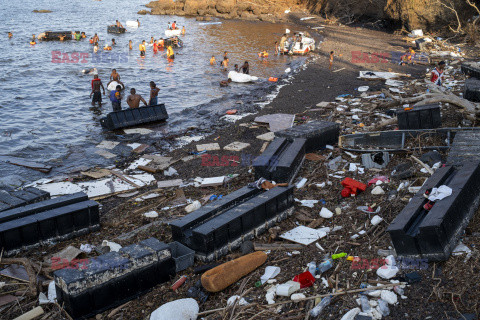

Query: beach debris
[
  {"left": 127, "top": 158, "right": 152, "bottom": 170},
  {"left": 256, "top": 132, "right": 275, "bottom": 141},
  {"left": 102, "top": 240, "right": 122, "bottom": 252},
  {"left": 144, "top": 211, "right": 159, "bottom": 218},
  {"left": 377, "top": 255, "right": 399, "bottom": 279},
  {"left": 14, "top": 306, "right": 44, "bottom": 320},
  {"left": 295, "top": 199, "right": 319, "bottom": 208},
  {"left": 227, "top": 295, "right": 249, "bottom": 307},
  {"left": 295, "top": 177, "right": 308, "bottom": 189},
  {"left": 276, "top": 281, "right": 301, "bottom": 296},
  {"left": 452, "top": 242, "right": 472, "bottom": 256},
  {"left": 359, "top": 71, "right": 408, "bottom": 80},
  {"left": 81, "top": 168, "right": 111, "bottom": 179},
  {"left": 185, "top": 200, "right": 201, "bottom": 213},
  {"left": 358, "top": 86, "right": 369, "bottom": 92},
  {"left": 196, "top": 143, "right": 221, "bottom": 152},
  {"left": 320, "top": 207, "right": 334, "bottom": 218},
  {"left": 293, "top": 270, "right": 315, "bottom": 288},
  {"left": 291, "top": 293, "right": 306, "bottom": 301},
  {"left": 260, "top": 266, "right": 281, "bottom": 284},
  {"left": 96, "top": 140, "right": 119, "bottom": 150},
  {"left": 0, "top": 156, "right": 53, "bottom": 173},
  {"left": 371, "top": 186, "right": 385, "bottom": 195},
  {"left": 371, "top": 215, "right": 383, "bottom": 225},
  {"left": 361, "top": 152, "right": 390, "bottom": 169},
  {"left": 280, "top": 226, "right": 327, "bottom": 245},
  {"left": 341, "top": 178, "right": 367, "bottom": 197},
  {"left": 201, "top": 252, "right": 267, "bottom": 292},
  {"left": 223, "top": 141, "right": 250, "bottom": 151},
  {"left": 254, "top": 114, "right": 295, "bottom": 132},
  {"left": 123, "top": 128, "right": 153, "bottom": 135},
  {"left": 149, "top": 298, "right": 199, "bottom": 320},
  {"left": 200, "top": 176, "right": 225, "bottom": 187},
  {"left": 427, "top": 185, "right": 452, "bottom": 201},
  {"left": 163, "top": 167, "right": 178, "bottom": 177},
  {"left": 157, "top": 179, "right": 183, "bottom": 188}
]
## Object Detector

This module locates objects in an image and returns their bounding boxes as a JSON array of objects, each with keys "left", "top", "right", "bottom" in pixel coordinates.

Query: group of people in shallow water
[
  {"left": 211, "top": 51, "right": 250, "bottom": 74},
  {"left": 90, "top": 69, "right": 160, "bottom": 111}
]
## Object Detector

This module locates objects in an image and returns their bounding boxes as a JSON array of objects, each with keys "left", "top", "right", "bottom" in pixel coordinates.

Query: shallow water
[{"left": 0, "top": 0, "right": 311, "bottom": 185}]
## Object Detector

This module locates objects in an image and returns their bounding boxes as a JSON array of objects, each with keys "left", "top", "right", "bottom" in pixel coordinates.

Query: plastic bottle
[
  {"left": 310, "top": 295, "right": 331, "bottom": 317},
  {"left": 317, "top": 258, "right": 333, "bottom": 273},
  {"left": 378, "top": 299, "right": 390, "bottom": 316},
  {"left": 307, "top": 261, "right": 317, "bottom": 276},
  {"left": 394, "top": 285, "right": 404, "bottom": 295},
  {"left": 332, "top": 252, "right": 347, "bottom": 260},
  {"left": 359, "top": 295, "right": 371, "bottom": 313}
]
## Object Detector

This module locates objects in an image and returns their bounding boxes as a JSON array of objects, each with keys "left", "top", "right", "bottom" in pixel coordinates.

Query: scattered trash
[
  {"left": 376, "top": 255, "right": 399, "bottom": 279},
  {"left": 427, "top": 185, "right": 452, "bottom": 201},
  {"left": 276, "top": 280, "right": 301, "bottom": 296},
  {"left": 256, "top": 132, "right": 275, "bottom": 141},
  {"left": 341, "top": 178, "right": 367, "bottom": 197},
  {"left": 144, "top": 210, "right": 159, "bottom": 218},
  {"left": 196, "top": 143, "right": 221, "bottom": 152},
  {"left": 295, "top": 177, "right": 308, "bottom": 189},
  {"left": 371, "top": 186, "right": 385, "bottom": 195},
  {"left": 96, "top": 140, "right": 119, "bottom": 150},
  {"left": 149, "top": 298, "right": 199, "bottom": 320},
  {"left": 227, "top": 295, "right": 249, "bottom": 306},
  {"left": 101, "top": 240, "right": 122, "bottom": 252},
  {"left": 255, "top": 114, "right": 295, "bottom": 132},
  {"left": 200, "top": 176, "right": 225, "bottom": 187},
  {"left": 164, "top": 167, "right": 179, "bottom": 177},
  {"left": 280, "top": 226, "right": 327, "bottom": 245},
  {"left": 260, "top": 266, "right": 281, "bottom": 284},
  {"left": 224, "top": 141, "right": 250, "bottom": 151},
  {"left": 295, "top": 199, "right": 319, "bottom": 208},
  {"left": 171, "top": 275, "right": 188, "bottom": 291},
  {"left": 320, "top": 207, "right": 334, "bottom": 218},
  {"left": 185, "top": 200, "right": 201, "bottom": 213},
  {"left": 291, "top": 293, "right": 306, "bottom": 301},
  {"left": 371, "top": 215, "right": 383, "bottom": 225}
]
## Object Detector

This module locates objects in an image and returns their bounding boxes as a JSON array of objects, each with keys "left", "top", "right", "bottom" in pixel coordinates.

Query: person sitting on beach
[
  {"left": 149, "top": 81, "right": 160, "bottom": 106},
  {"left": 8, "top": 32, "right": 13, "bottom": 39},
  {"left": 220, "top": 78, "right": 232, "bottom": 87},
  {"left": 127, "top": 88, "right": 147, "bottom": 108},
  {"left": 210, "top": 55, "right": 216, "bottom": 65},
  {"left": 221, "top": 57, "right": 228, "bottom": 70},
  {"left": 90, "top": 74, "right": 105, "bottom": 107},
  {"left": 93, "top": 33, "right": 99, "bottom": 43},
  {"left": 116, "top": 20, "right": 124, "bottom": 28},
  {"left": 167, "top": 45, "right": 175, "bottom": 59},
  {"left": 234, "top": 64, "right": 239, "bottom": 72},
  {"left": 110, "top": 85, "right": 123, "bottom": 111},
  {"left": 240, "top": 61, "right": 249, "bottom": 74},
  {"left": 139, "top": 40, "right": 146, "bottom": 57}
]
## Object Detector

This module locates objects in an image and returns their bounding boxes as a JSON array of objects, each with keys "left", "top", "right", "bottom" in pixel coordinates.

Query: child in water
[
  {"left": 210, "top": 55, "right": 216, "bottom": 65},
  {"left": 129, "top": 40, "right": 133, "bottom": 50}
]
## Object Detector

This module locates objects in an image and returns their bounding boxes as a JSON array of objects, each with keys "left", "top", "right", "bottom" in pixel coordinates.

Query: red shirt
[
  {"left": 91, "top": 78, "right": 101, "bottom": 89},
  {"left": 172, "top": 23, "right": 176, "bottom": 29},
  {"left": 153, "top": 43, "right": 158, "bottom": 53}
]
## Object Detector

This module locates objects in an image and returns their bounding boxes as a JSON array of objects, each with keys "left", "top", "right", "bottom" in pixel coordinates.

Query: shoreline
[{"left": 4, "top": 12, "right": 480, "bottom": 320}]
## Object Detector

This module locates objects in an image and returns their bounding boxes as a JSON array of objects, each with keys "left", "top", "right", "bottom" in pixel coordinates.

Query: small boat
[
  {"left": 228, "top": 71, "right": 258, "bottom": 83},
  {"left": 198, "top": 21, "right": 222, "bottom": 25},
  {"left": 165, "top": 29, "right": 182, "bottom": 37},
  {"left": 107, "top": 25, "right": 126, "bottom": 34},
  {"left": 126, "top": 20, "right": 139, "bottom": 28},
  {"left": 283, "top": 32, "right": 315, "bottom": 55}
]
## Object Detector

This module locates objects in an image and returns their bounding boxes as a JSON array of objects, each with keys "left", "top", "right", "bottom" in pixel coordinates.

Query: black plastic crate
[
  {"left": 387, "top": 161, "right": 480, "bottom": 261},
  {"left": 44, "top": 31, "right": 73, "bottom": 40},
  {"left": 0, "top": 192, "right": 86, "bottom": 223},
  {"left": 169, "top": 186, "right": 261, "bottom": 244},
  {"left": 253, "top": 137, "right": 306, "bottom": 183},
  {"left": 397, "top": 104, "right": 441, "bottom": 130},
  {"left": 168, "top": 241, "right": 195, "bottom": 272},
  {"left": 464, "top": 78, "right": 480, "bottom": 102},
  {"left": 100, "top": 104, "right": 168, "bottom": 130},
  {"left": 447, "top": 131, "right": 480, "bottom": 164},
  {"left": 107, "top": 26, "right": 126, "bottom": 34},
  {"left": 461, "top": 62, "right": 480, "bottom": 79},
  {"left": 275, "top": 120, "right": 340, "bottom": 152},
  {"left": 0, "top": 191, "right": 24, "bottom": 208}
]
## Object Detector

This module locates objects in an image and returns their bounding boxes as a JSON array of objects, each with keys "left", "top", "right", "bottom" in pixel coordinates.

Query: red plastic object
[
  {"left": 293, "top": 271, "right": 315, "bottom": 288},
  {"left": 341, "top": 178, "right": 367, "bottom": 197},
  {"left": 171, "top": 275, "right": 187, "bottom": 291}
]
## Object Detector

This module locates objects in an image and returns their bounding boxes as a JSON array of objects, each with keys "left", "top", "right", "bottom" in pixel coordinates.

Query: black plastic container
[
  {"left": 396, "top": 104, "right": 441, "bottom": 130},
  {"left": 107, "top": 26, "right": 126, "bottom": 34},
  {"left": 464, "top": 78, "right": 480, "bottom": 102},
  {"left": 100, "top": 104, "right": 168, "bottom": 130},
  {"left": 461, "top": 62, "right": 480, "bottom": 79},
  {"left": 275, "top": 120, "right": 340, "bottom": 152}
]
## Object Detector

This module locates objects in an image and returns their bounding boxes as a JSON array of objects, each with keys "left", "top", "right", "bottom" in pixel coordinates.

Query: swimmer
[
  {"left": 137, "top": 19, "right": 141, "bottom": 27},
  {"left": 81, "top": 32, "right": 86, "bottom": 39},
  {"left": 8, "top": 32, "right": 12, "bottom": 39},
  {"left": 220, "top": 78, "right": 232, "bottom": 87},
  {"left": 108, "top": 69, "right": 124, "bottom": 87},
  {"left": 94, "top": 42, "right": 99, "bottom": 53},
  {"left": 209, "top": 55, "right": 216, "bottom": 65},
  {"left": 181, "top": 26, "right": 186, "bottom": 35},
  {"left": 30, "top": 34, "right": 36, "bottom": 45},
  {"left": 111, "top": 38, "right": 116, "bottom": 46},
  {"left": 239, "top": 61, "right": 249, "bottom": 74},
  {"left": 150, "top": 36, "right": 154, "bottom": 44},
  {"left": 234, "top": 64, "right": 239, "bottom": 72},
  {"left": 129, "top": 40, "right": 133, "bottom": 50},
  {"left": 82, "top": 67, "right": 97, "bottom": 75},
  {"left": 93, "top": 33, "right": 99, "bottom": 43},
  {"left": 221, "top": 57, "right": 228, "bottom": 70},
  {"left": 126, "top": 88, "right": 148, "bottom": 108}
]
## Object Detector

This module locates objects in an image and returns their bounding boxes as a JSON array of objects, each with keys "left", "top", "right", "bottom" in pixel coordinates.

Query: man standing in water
[
  {"left": 90, "top": 74, "right": 105, "bottom": 107},
  {"left": 139, "top": 40, "right": 146, "bottom": 57},
  {"left": 149, "top": 81, "right": 160, "bottom": 106},
  {"left": 167, "top": 45, "right": 174, "bottom": 59},
  {"left": 126, "top": 88, "right": 148, "bottom": 108},
  {"left": 239, "top": 61, "right": 249, "bottom": 74},
  {"left": 93, "top": 33, "right": 99, "bottom": 43},
  {"left": 110, "top": 85, "right": 123, "bottom": 111}
]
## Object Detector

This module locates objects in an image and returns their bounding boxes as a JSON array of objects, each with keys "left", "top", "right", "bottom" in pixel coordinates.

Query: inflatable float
[
  {"left": 165, "top": 29, "right": 182, "bottom": 37},
  {"left": 107, "top": 81, "right": 124, "bottom": 91},
  {"left": 126, "top": 20, "right": 139, "bottom": 28},
  {"left": 228, "top": 71, "right": 258, "bottom": 83},
  {"left": 107, "top": 26, "right": 126, "bottom": 34}
]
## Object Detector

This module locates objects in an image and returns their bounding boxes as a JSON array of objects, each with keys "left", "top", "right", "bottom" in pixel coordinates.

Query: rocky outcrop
[{"left": 145, "top": 0, "right": 302, "bottom": 23}]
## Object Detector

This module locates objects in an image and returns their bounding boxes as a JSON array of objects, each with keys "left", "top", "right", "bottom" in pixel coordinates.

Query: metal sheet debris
[{"left": 254, "top": 114, "right": 295, "bottom": 132}]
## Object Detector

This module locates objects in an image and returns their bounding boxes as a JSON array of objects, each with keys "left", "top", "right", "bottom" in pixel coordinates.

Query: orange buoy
[
  {"left": 268, "top": 77, "right": 278, "bottom": 82},
  {"left": 226, "top": 109, "right": 237, "bottom": 115}
]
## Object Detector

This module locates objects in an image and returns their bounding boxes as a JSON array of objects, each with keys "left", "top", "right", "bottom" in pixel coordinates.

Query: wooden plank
[
  {"left": 0, "top": 157, "right": 52, "bottom": 173},
  {"left": 253, "top": 243, "right": 304, "bottom": 251},
  {"left": 110, "top": 170, "right": 141, "bottom": 188}
]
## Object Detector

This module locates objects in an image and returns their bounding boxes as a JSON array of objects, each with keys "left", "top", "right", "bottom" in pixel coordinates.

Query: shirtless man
[
  {"left": 126, "top": 88, "right": 147, "bottom": 108},
  {"left": 90, "top": 74, "right": 105, "bottom": 106},
  {"left": 108, "top": 69, "right": 124, "bottom": 87},
  {"left": 92, "top": 33, "right": 99, "bottom": 43},
  {"left": 149, "top": 81, "right": 160, "bottom": 105},
  {"left": 116, "top": 20, "right": 124, "bottom": 29}
]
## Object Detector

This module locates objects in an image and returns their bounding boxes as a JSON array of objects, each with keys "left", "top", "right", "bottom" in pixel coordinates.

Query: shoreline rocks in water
[{"left": 33, "top": 9, "right": 52, "bottom": 13}]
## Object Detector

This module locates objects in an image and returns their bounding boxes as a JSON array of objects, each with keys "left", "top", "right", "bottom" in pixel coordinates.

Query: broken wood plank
[
  {"left": 13, "top": 306, "right": 44, "bottom": 320},
  {"left": 0, "top": 157, "right": 52, "bottom": 174},
  {"left": 253, "top": 243, "right": 304, "bottom": 251},
  {"left": 110, "top": 170, "right": 141, "bottom": 188}
]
